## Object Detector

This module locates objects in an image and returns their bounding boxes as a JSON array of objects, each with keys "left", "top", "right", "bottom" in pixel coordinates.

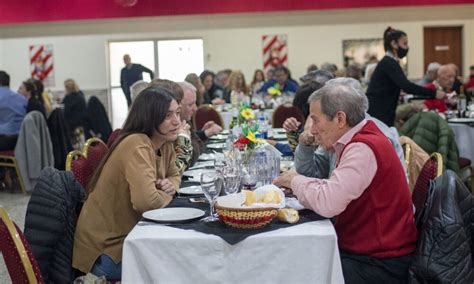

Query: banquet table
[
  {"left": 448, "top": 121, "right": 474, "bottom": 162},
  {"left": 218, "top": 108, "right": 274, "bottom": 129},
  {"left": 122, "top": 198, "right": 343, "bottom": 283}
]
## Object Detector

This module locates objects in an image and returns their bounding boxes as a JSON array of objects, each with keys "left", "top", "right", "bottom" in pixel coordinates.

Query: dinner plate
[
  {"left": 198, "top": 153, "right": 224, "bottom": 161},
  {"left": 188, "top": 161, "right": 215, "bottom": 170},
  {"left": 209, "top": 134, "right": 228, "bottom": 140},
  {"left": 182, "top": 168, "right": 215, "bottom": 178},
  {"left": 272, "top": 128, "right": 286, "bottom": 133},
  {"left": 142, "top": 208, "right": 205, "bottom": 222},
  {"left": 179, "top": 185, "right": 204, "bottom": 195},
  {"left": 272, "top": 133, "right": 288, "bottom": 140},
  {"left": 448, "top": 117, "right": 474, "bottom": 123},
  {"left": 221, "top": 130, "right": 230, "bottom": 135},
  {"left": 207, "top": 143, "right": 226, "bottom": 149}
]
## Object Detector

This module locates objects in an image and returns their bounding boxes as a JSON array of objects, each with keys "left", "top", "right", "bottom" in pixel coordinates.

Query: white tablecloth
[
  {"left": 449, "top": 123, "right": 474, "bottom": 162},
  {"left": 122, "top": 220, "right": 343, "bottom": 283}
]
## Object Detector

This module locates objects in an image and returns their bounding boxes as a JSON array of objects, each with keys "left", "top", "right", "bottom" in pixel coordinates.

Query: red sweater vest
[{"left": 335, "top": 121, "right": 417, "bottom": 258}]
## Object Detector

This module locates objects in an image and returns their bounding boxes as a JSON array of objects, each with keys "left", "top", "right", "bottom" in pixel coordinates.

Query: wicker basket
[{"left": 215, "top": 205, "right": 278, "bottom": 229}]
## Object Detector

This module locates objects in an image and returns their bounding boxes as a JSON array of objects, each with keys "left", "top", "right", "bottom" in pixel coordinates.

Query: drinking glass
[
  {"left": 200, "top": 171, "right": 223, "bottom": 222},
  {"left": 223, "top": 166, "right": 242, "bottom": 195}
]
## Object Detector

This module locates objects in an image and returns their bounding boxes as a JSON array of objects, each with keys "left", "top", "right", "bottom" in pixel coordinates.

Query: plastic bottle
[
  {"left": 458, "top": 86, "right": 467, "bottom": 118},
  {"left": 258, "top": 115, "right": 268, "bottom": 139}
]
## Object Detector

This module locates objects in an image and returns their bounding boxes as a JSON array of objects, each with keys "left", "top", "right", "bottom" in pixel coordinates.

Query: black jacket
[
  {"left": 47, "top": 108, "right": 72, "bottom": 170},
  {"left": 24, "top": 167, "right": 85, "bottom": 284},
  {"left": 87, "top": 96, "right": 112, "bottom": 142},
  {"left": 366, "top": 56, "right": 436, "bottom": 127},
  {"left": 409, "top": 170, "right": 473, "bottom": 283}
]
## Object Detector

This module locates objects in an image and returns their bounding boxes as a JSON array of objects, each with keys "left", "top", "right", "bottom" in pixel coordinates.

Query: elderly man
[
  {"left": 294, "top": 78, "right": 407, "bottom": 179},
  {"left": 417, "top": 62, "right": 441, "bottom": 86},
  {"left": 274, "top": 81, "right": 417, "bottom": 283},
  {"left": 174, "top": 82, "right": 222, "bottom": 173},
  {"left": 423, "top": 64, "right": 456, "bottom": 112},
  {"left": 120, "top": 54, "right": 154, "bottom": 107}
]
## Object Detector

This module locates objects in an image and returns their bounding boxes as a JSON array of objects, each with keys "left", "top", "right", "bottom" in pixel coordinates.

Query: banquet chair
[
  {"left": 0, "top": 208, "right": 44, "bottom": 284},
  {"left": 65, "top": 138, "right": 108, "bottom": 190},
  {"left": 412, "top": 152, "right": 443, "bottom": 228},
  {"left": 193, "top": 104, "right": 224, "bottom": 130},
  {"left": 272, "top": 104, "right": 304, "bottom": 128},
  {"left": 107, "top": 128, "right": 122, "bottom": 147},
  {"left": 402, "top": 142, "right": 411, "bottom": 180},
  {"left": 0, "top": 151, "right": 26, "bottom": 194}
]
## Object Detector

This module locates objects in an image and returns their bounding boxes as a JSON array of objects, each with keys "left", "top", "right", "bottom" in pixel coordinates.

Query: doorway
[{"left": 423, "top": 26, "right": 463, "bottom": 75}]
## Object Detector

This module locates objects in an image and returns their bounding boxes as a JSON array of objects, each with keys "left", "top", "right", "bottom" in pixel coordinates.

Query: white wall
[{"left": 0, "top": 4, "right": 473, "bottom": 92}]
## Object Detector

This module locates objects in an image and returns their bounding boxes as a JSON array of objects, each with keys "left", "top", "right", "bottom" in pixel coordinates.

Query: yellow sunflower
[
  {"left": 246, "top": 131, "right": 265, "bottom": 144},
  {"left": 240, "top": 108, "right": 255, "bottom": 120}
]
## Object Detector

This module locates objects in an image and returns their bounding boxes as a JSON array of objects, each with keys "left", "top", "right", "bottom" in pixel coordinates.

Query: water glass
[
  {"left": 223, "top": 167, "right": 242, "bottom": 195},
  {"left": 200, "top": 172, "right": 223, "bottom": 222}
]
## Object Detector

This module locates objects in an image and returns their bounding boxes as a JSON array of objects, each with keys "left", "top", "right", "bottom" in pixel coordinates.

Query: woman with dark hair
[
  {"left": 199, "top": 70, "right": 224, "bottom": 104},
  {"left": 366, "top": 27, "right": 445, "bottom": 126},
  {"left": 73, "top": 87, "right": 181, "bottom": 279},
  {"left": 18, "top": 79, "right": 46, "bottom": 117}
]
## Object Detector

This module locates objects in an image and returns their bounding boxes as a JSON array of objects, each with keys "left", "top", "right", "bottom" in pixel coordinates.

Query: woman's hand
[{"left": 156, "top": 179, "right": 176, "bottom": 196}]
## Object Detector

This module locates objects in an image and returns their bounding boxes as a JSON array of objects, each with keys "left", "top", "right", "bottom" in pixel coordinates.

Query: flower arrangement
[
  {"left": 267, "top": 83, "right": 282, "bottom": 98},
  {"left": 233, "top": 123, "right": 264, "bottom": 150},
  {"left": 240, "top": 106, "right": 255, "bottom": 121}
]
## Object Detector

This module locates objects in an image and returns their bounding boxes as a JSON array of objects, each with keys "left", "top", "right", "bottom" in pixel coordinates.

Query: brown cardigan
[{"left": 72, "top": 134, "right": 180, "bottom": 273}]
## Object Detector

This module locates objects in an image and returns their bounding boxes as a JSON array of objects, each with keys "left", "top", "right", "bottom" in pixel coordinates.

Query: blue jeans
[{"left": 90, "top": 254, "right": 122, "bottom": 280}]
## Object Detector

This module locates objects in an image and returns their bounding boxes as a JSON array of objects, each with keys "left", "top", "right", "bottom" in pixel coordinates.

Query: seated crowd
[{"left": 1, "top": 27, "right": 473, "bottom": 284}]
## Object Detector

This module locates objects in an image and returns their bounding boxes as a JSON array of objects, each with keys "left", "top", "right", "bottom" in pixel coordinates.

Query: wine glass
[{"left": 200, "top": 171, "right": 223, "bottom": 222}]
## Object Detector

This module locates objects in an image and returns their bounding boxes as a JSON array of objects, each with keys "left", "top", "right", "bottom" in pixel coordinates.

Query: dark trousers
[
  {"left": 341, "top": 250, "right": 412, "bottom": 284},
  {"left": 0, "top": 135, "right": 18, "bottom": 151}
]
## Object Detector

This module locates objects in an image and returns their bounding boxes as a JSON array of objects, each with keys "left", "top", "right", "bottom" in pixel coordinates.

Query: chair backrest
[
  {"left": 86, "top": 96, "right": 112, "bottom": 142},
  {"left": 402, "top": 142, "right": 411, "bottom": 177},
  {"left": 0, "top": 208, "right": 44, "bottom": 284},
  {"left": 48, "top": 108, "right": 73, "bottom": 170},
  {"left": 65, "top": 138, "right": 108, "bottom": 190},
  {"left": 193, "top": 104, "right": 224, "bottom": 130},
  {"left": 107, "top": 128, "right": 122, "bottom": 147},
  {"left": 412, "top": 152, "right": 443, "bottom": 226},
  {"left": 272, "top": 104, "right": 305, "bottom": 128}
]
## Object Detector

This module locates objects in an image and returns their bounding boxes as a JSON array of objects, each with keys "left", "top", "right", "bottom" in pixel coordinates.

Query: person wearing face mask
[{"left": 366, "top": 27, "right": 446, "bottom": 127}]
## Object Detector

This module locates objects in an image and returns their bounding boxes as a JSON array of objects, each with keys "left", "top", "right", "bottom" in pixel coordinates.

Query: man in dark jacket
[
  {"left": 120, "top": 54, "right": 154, "bottom": 107},
  {"left": 24, "top": 167, "right": 85, "bottom": 283}
]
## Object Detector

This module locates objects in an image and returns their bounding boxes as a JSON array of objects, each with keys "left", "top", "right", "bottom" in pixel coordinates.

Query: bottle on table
[
  {"left": 458, "top": 86, "right": 467, "bottom": 118},
  {"left": 258, "top": 115, "right": 268, "bottom": 139}
]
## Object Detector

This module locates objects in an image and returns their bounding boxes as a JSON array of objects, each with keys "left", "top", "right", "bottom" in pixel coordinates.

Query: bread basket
[{"left": 215, "top": 205, "right": 278, "bottom": 229}]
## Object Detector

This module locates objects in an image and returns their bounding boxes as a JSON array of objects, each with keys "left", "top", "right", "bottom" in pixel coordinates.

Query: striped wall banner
[
  {"left": 262, "top": 34, "right": 288, "bottom": 74},
  {"left": 29, "top": 44, "right": 55, "bottom": 87}
]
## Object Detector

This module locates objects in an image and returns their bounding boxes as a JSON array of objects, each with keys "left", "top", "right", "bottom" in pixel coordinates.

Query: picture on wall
[
  {"left": 342, "top": 38, "right": 407, "bottom": 75},
  {"left": 262, "top": 34, "right": 288, "bottom": 74},
  {"left": 29, "top": 44, "right": 55, "bottom": 87}
]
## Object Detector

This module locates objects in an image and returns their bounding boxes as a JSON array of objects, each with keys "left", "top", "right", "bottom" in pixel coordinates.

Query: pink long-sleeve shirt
[{"left": 291, "top": 119, "right": 378, "bottom": 218}]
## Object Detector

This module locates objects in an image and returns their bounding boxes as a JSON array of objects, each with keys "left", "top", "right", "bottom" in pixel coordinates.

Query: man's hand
[
  {"left": 298, "top": 131, "right": 315, "bottom": 146},
  {"left": 283, "top": 117, "right": 301, "bottom": 132},
  {"left": 273, "top": 170, "right": 299, "bottom": 190},
  {"left": 156, "top": 179, "right": 176, "bottom": 196},
  {"left": 204, "top": 123, "right": 222, "bottom": 138},
  {"left": 435, "top": 90, "right": 446, "bottom": 100}
]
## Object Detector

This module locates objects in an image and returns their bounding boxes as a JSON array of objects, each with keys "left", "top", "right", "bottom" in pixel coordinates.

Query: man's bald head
[{"left": 436, "top": 65, "right": 456, "bottom": 91}]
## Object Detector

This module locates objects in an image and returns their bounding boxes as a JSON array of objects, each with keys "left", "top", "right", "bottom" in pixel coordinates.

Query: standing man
[{"left": 120, "top": 54, "right": 154, "bottom": 107}]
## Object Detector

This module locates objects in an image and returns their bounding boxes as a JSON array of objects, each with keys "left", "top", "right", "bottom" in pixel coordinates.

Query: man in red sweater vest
[
  {"left": 274, "top": 79, "right": 417, "bottom": 283},
  {"left": 424, "top": 64, "right": 456, "bottom": 112}
]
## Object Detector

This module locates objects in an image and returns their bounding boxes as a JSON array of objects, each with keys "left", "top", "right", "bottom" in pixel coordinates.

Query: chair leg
[{"left": 12, "top": 160, "right": 26, "bottom": 195}]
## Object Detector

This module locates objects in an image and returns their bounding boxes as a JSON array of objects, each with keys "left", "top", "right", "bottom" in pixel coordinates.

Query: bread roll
[
  {"left": 277, "top": 208, "right": 299, "bottom": 224},
  {"left": 243, "top": 190, "right": 257, "bottom": 206},
  {"left": 259, "top": 190, "right": 281, "bottom": 204}
]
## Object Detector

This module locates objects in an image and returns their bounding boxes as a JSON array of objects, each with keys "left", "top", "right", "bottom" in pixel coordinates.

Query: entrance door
[{"left": 423, "top": 26, "right": 463, "bottom": 75}]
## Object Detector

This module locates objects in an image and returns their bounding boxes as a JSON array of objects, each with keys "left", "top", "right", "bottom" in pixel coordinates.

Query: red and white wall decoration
[
  {"left": 29, "top": 44, "right": 54, "bottom": 86},
  {"left": 262, "top": 34, "right": 288, "bottom": 73}
]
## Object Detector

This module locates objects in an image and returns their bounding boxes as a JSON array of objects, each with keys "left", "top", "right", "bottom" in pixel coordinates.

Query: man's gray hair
[
  {"left": 178, "top": 81, "right": 197, "bottom": 93},
  {"left": 308, "top": 78, "right": 366, "bottom": 127},
  {"left": 130, "top": 80, "right": 149, "bottom": 103},
  {"left": 299, "top": 69, "right": 334, "bottom": 84},
  {"left": 325, "top": 77, "right": 369, "bottom": 112}
]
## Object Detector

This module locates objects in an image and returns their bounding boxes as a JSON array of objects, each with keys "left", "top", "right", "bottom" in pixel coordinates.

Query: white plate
[
  {"left": 189, "top": 161, "right": 214, "bottom": 170},
  {"left": 448, "top": 117, "right": 474, "bottom": 123},
  {"left": 198, "top": 153, "right": 224, "bottom": 161},
  {"left": 179, "top": 185, "right": 204, "bottom": 195},
  {"left": 221, "top": 130, "right": 230, "bottom": 135},
  {"left": 182, "top": 168, "right": 215, "bottom": 178},
  {"left": 272, "top": 128, "right": 286, "bottom": 133},
  {"left": 207, "top": 143, "right": 226, "bottom": 149},
  {"left": 209, "top": 134, "right": 228, "bottom": 140},
  {"left": 142, "top": 207, "right": 205, "bottom": 222},
  {"left": 272, "top": 133, "right": 288, "bottom": 139}
]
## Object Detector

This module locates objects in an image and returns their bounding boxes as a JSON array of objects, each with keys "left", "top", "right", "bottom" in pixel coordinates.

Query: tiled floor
[{"left": 0, "top": 191, "right": 31, "bottom": 283}]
